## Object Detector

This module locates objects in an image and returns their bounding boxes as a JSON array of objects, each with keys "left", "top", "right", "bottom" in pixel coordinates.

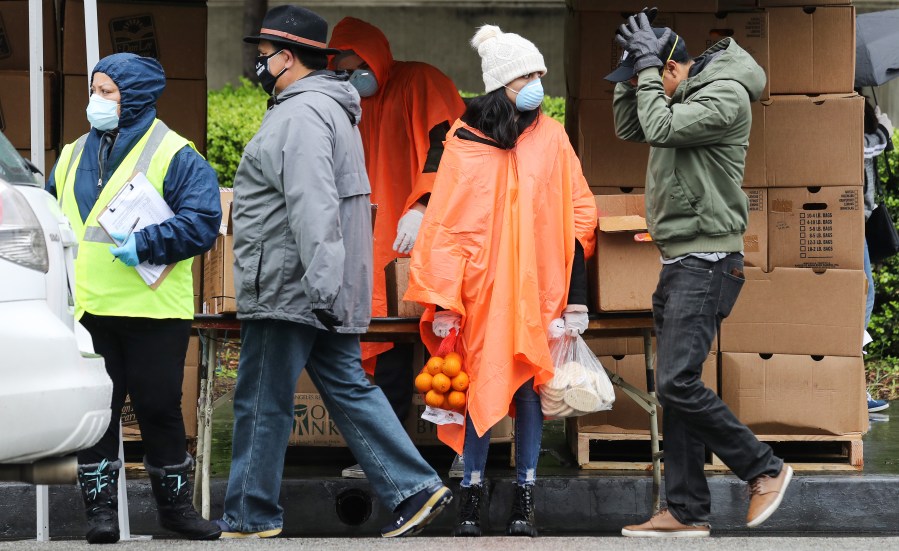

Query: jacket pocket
[
  {"left": 254, "top": 242, "right": 264, "bottom": 300},
  {"left": 241, "top": 241, "right": 264, "bottom": 302},
  {"left": 673, "top": 168, "right": 701, "bottom": 213},
  {"left": 335, "top": 172, "right": 370, "bottom": 198}
]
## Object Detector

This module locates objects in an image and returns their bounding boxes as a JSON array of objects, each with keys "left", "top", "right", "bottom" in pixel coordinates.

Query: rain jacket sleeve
[
  {"left": 632, "top": 69, "right": 746, "bottom": 148},
  {"left": 267, "top": 99, "right": 345, "bottom": 309},
  {"left": 613, "top": 81, "right": 647, "bottom": 143},
  {"left": 135, "top": 146, "right": 222, "bottom": 265}
]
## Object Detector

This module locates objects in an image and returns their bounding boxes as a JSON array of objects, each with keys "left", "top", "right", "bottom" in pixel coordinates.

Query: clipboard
[{"left": 97, "top": 173, "right": 176, "bottom": 289}]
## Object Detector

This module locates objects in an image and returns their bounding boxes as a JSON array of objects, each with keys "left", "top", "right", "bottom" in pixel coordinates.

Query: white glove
[
  {"left": 392, "top": 209, "right": 424, "bottom": 254},
  {"left": 562, "top": 305, "right": 589, "bottom": 337},
  {"left": 432, "top": 311, "right": 462, "bottom": 338},
  {"left": 875, "top": 106, "right": 894, "bottom": 137}
]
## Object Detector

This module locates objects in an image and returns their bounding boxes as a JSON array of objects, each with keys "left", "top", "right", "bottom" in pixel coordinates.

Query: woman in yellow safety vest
[{"left": 46, "top": 53, "right": 221, "bottom": 544}]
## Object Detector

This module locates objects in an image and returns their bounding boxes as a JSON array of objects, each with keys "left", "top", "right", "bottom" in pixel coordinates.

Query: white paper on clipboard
[{"left": 97, "top": 172, "right": 175, "bottom": 288}]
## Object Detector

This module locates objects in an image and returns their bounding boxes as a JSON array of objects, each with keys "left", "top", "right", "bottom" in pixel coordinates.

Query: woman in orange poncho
[{"left": 404, "top": 26, "right": 597, "bottom": 538}]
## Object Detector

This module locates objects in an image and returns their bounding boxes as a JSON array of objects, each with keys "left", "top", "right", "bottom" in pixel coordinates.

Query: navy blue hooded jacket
[{"left": 47, "top": 53, "right": 221, "bottom": 265}]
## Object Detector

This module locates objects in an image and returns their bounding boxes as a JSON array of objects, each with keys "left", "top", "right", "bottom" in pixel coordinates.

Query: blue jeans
[
  {"left": 461, "top": 379, "right": 542, "bottom": 487},
  {"left": 653, "top": 254, "right": 782, "bottom": 525},
  {"left": 221, "top": 319, "right": 441, "bottom": 532},
  {"left": 864, "top": 239, "right": 875, "bottom": 327}
]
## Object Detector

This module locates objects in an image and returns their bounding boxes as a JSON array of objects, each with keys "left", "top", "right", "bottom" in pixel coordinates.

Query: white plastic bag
[{"left": 540, "top": 318, "right": 615, "bottom": 418}]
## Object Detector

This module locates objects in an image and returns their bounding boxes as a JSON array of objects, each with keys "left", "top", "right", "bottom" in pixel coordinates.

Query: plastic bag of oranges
[{"left": 415, "top": 329, "right": 468, "bottom": 425}]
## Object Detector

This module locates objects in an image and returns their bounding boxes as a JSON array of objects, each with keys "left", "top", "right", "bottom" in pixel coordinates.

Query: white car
[{"left": 0, "top": 133, "right": 112, "bottom": 482}]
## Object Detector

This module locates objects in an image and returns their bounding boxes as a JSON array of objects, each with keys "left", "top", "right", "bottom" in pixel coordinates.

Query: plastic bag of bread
[{"left": 540, "top": 318, "right": 615, "bottom": 418}]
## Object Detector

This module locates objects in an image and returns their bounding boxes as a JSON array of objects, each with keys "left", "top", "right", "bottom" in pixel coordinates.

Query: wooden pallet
[{"left": 572, "top": 431, "right": 864, "bottom": 472}]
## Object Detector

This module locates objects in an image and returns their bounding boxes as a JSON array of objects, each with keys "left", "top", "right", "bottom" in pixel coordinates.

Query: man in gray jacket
[{"left": 216, "top": 5, "right": 451, "bottom": 539}]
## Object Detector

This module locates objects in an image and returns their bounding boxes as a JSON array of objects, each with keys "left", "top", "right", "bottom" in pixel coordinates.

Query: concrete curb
[{"left": 2, "top": 474, "right": 898, "bottom": 539}]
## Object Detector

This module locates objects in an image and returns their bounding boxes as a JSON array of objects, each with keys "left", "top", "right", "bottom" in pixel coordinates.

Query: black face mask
[{"left": 255, "top": 49, "right": 286, "bottom": 96}]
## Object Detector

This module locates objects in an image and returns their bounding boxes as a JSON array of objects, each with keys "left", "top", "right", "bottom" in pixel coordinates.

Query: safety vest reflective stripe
[{"left": 56, "top": 120, "right": 196, "bottom": 321}]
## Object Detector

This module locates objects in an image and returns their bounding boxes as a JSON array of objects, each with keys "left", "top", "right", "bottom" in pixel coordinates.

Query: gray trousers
[{"left": 653, "top": 253, "right": 783, "bottom": 525}]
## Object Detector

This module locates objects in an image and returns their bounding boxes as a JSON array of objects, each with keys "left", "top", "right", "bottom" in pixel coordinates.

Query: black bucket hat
[
  {"left": 604, "top": 27, "right": 690, "bottom": 83},
  {"left": 244, "top": 5, "right": 340, "bottom": 55}
]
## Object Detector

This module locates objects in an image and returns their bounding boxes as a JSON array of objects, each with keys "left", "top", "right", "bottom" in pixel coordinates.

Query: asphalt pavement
[{"left": 1, "top": 537, "right": 897, "bottom": 551}]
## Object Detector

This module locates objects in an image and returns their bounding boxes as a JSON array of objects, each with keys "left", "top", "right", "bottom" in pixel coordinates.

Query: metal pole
[
  {"left": 28, "top": 0, "right": 45, "bottom": 175},
  {"left": 35, "top": 485, "right": 49, "bottom": 541},
  {"left": 644, "top": 328, "right": 662, "bottom": 513},
  {"left": 84, "top": 0, "right": 100, "bottom": 75}
]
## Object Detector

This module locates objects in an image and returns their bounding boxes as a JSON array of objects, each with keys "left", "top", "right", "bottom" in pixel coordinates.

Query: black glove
[
  {"left": 615, "top": 12, "right": 671, "bottom": 75},
  {"left": 312, "top": 308, "right": 342, "bottom": 332}
]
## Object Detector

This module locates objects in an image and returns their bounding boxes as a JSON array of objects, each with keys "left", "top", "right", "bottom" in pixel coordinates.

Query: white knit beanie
[{"left": 471, "top": 24, "right": 547, "bottom": 93}]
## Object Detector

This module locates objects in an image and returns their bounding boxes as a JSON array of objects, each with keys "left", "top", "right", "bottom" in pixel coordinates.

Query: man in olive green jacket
[{"left": 609, "top": 14, "right": 792, "bottom": 537}]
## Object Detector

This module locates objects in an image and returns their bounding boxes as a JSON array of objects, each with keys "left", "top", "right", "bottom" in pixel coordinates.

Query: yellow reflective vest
[{"left": 55, "top": 120, "right": 195, "bottom": 320}]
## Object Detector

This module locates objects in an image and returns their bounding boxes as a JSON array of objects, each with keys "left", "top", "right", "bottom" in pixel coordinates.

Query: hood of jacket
[
  {"left": 675, "top": 38, "right": 766, "bottom": 103},
  {"left": 328, "top": 17, "right": 394, "bottom": 90},
  {"left": 92, "top": 53, "right": 165, "bottom": 128},
  {"left": 275, "top": 70, "right": 363, "bottom": 125}
]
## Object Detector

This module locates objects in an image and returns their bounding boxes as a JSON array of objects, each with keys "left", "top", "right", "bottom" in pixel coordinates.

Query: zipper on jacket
[
  {"left": 254, "top": 242, "right": 264, "bottom": 299},
  {"left": 96, "top": 132, "right": 117, "bottom": 196}
]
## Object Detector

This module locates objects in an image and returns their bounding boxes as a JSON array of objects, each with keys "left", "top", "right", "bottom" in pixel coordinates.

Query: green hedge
[
  {"left": 207, "top": 81, "right": 566, "bottom": 187},
  {"left": 868, "top": 131, "right": 899, "bottom": 361}
]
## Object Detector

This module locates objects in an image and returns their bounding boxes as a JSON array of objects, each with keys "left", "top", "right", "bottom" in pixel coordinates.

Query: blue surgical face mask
[
  {"left": 511, "top": 78, "right": 544, "bottom": 112},
  {"left": 349, "top": 69, "right": 379, "bottom": 98},
  {"left": 86, "top": 94, "right": 120, "bottom": 131}
]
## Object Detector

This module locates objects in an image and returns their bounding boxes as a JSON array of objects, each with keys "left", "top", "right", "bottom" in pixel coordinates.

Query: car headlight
[{"left": 0, "top": 180, "right": 49, "bottom": 273}]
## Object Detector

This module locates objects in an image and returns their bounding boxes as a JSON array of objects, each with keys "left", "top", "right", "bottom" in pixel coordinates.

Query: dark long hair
[{"left": 461, "top": 88, "right": 540, "bottom": 149}]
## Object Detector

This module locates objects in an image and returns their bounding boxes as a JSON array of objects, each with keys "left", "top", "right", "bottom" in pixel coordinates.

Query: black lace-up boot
[
  {"left": 77, "top": 459, "right": 121, "bottom": 544},
  {"left": 506, "top": 483, "right": 537, "bottom": 537},
  {"left": 453, "top": 484, "right": 483, "bottom": 537},
  {"left": 145, "top": 455, "right": 221, "bottom": 540}
]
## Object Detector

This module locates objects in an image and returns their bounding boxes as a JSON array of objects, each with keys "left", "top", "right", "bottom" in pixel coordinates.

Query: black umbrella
[{"left": 856, "top": 9, "right": 899, "bottom": 88}]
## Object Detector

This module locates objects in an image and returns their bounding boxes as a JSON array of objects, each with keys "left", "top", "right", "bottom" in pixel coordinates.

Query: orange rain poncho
[
  {"left": 329, "top": 18, "right": 466, "bottom": 373},
  {"left": 404, "top": 116, "right": 597, "bottom": 453}
]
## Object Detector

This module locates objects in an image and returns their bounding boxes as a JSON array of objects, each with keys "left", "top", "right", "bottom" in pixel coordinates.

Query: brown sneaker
[
  {"left": 747, "top": 464, "right": 793, "bottom": 528},
  {"left": 621, "top": 509, "right": 710, "bottom": 538}
]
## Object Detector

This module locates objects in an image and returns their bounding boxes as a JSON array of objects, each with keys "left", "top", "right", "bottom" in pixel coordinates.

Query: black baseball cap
[{"left": 604, "top": 27, "right": 690, "bottom": 83}]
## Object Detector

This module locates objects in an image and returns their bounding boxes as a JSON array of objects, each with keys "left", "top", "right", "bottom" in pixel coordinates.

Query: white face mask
[{"left": 86, "top": 94, "right": 120, "bottom": 131}]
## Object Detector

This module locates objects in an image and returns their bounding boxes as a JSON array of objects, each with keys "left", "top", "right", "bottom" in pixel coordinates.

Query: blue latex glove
[{"left": 109, "top": 232, "right": 140, "bottom": 267}]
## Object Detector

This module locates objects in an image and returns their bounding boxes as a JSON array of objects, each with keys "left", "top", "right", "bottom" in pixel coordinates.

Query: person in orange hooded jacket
[
  {"left": 405, "top": 26, "right": 597, "bottom": 538},
  {"left": 328, "top": 17, "right": 466, "bottom": 479}
]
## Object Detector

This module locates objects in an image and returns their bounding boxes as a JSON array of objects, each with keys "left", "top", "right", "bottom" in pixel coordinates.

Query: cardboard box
[
  {"left": 591, "top": 186, "right": 645, "bottom": 196},
  {"left": 721, "top": 352, "right": 867, "bottom": 436},
  {"left": 767, "top": 6, "right": 855, "bottom": 95},
  {"left": 569, "top": 99, "right": 649, "bottom": 188},
  {"left": 203, "top": 234, "right": 235, "bottom": 315},
  {"left": 0, "top": 71, "right": 57, "bottom": 149},
  {"left": 744, "top": 188, "right": 767, "bottom": 271},
  {"left": 743, "top": 101, "right": 765, "bottom": 187},
  {"left": 768, "top": 186, "right": 863, "bottom": 271},
  {"left": 759, "top": 0, "right": 851, "bottom": 8},
  {"left": 569, "top": 1, "right": 757, "bottom": 14},
  {"left": 720, "top": 267, "right": 866, "bottom": 357},
  {"left": 217, "top": 187, "right": 233, "bottom": 233},
  {"left": 0, "top": 0, "right": 59, "bottom": 71},
  {"left": 62, "top": 0, "right": 207, "bottom": 80},
  {"left": 289, "top": 370, "right": 513, "bottom": 446},
  {"left": 677, "top": 11, "right": 770, "bottom": 100},
  {"left": 16, "top": 148, "right": 57, "bottom": 175},
  {"left": 590, "top": 194, "right": 660, "bottom": 312},
  {"left": 571, "top": 351, "right": 718, "bottom": 434},
  {"left": 585, "top": 335, "right": 652, "bottom": 357},
  {"left": 121, "top": 336, "right": 201, "bottom": 438},
  {"left": 191, "top": 255, "right": 202, "bottom": 314},
  {"left": 62, "top": 75, "right": 207, "bottom": 153},
  {"left": 763, "top": 94, "right": 863, "bottom": 187},
  {"left": 386, "top": 258, "right": 425, "bottom": 318}
]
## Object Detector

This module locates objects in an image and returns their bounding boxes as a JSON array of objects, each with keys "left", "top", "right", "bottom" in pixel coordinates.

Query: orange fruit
[
  {"left": 447, "top": 391, "right": 467, "bottom": 410},
  {"left": 444, "top": 352, "right": 463, "bottom": 365},
  {"left": 451, "top": 371, "right": 469, "bottom": 391},
  {"left": 425, "top": 390, "right": 445, "bottom": 408},
  {"left": 443, "top": 357, "right": 462, "bottom": 379},
  {"left": 425, "top": 356, "right": 444, "bottom": 376},
  {"left": 441, "top": 358, "right": 462, "bottom": 378},
  {"left": 431, "top": 373, "right": 452, "bottom": 394},
  {"left": 414, "top": 372, "right": 433, "bottom": 393}
]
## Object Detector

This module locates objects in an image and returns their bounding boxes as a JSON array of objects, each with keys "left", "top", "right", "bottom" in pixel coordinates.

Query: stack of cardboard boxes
[
  {"left": 60, "top": 0, "right": 209, "bottom": 154},
  {"left": 0, "top": 0, "right": 60, "bottom": 170},
  {"left": 566, "top": 0, "right": 868, "bottom": 455}
]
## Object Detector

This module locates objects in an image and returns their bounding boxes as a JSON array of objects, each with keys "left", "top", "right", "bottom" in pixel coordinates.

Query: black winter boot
[
  {"left": 453, "top": 484, "right": 483, "bottom": 537},
  {"left": 506, "top": 483, "right": 538, "bottom": 537},
  {"left": 77, "top": 459, "right": 121, "bottom": 544},
  {"left": 145, "top": 455, "right": 221, "bottom": 540}
]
